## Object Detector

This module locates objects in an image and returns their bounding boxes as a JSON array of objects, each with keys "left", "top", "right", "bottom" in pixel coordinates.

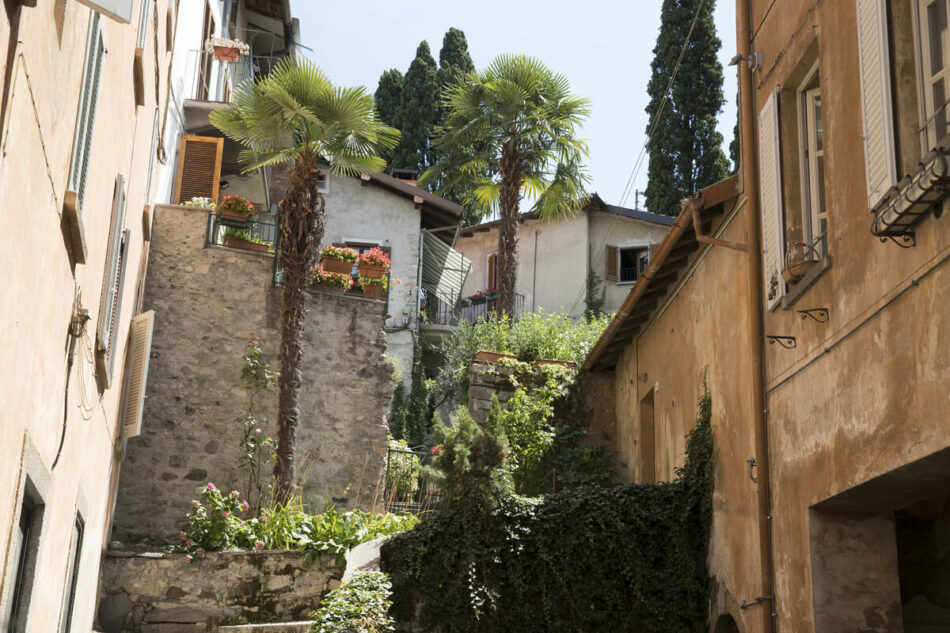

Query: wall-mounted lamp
[{"left": 728, "top": 51, "right": 763, "bottom": 72}]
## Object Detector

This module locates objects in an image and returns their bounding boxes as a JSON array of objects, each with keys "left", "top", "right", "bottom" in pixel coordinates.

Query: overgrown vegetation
[
  {"left": 382, "top": 383, "right": 714, "bottom": 632},
  {"left": 182, "top": 485, "right": 417, "bottom": 565},
  {"left": 310, "top": 572, "right": 395, "bottom": 633},
  {"left": 236, "top": 339, "right": 279, "bottom": 513},
  {"left": 432, "top": 311, "right": 610, "bottom": 409}
]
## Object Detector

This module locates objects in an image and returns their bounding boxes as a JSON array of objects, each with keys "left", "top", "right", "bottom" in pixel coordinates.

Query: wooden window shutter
[
  {"left": 173, "top": 135, "right": 223, "bottom": 205},
  {"left": 855, "top": 0, "right": 897, "bottom": 208},
  {"left": 758, "top": 89, "right": 786, "bottom": 310},
  {"left": 605, "top": 246, "right": 618, "bottom": 281},
  {"left": 488, "top": 253, "right": 498, "bottom": 289},
  {"left": 68, "top": 12, "right": 105, "bottom": 212},
  {"left": 120, "top": 310, "right": 155, "bottom": 439}
]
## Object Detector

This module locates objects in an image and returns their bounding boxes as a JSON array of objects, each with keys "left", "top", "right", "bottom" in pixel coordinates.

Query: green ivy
[
  {"left": 381, "top": 383, "right": 714, "bottom": 632},
  {"left": 310, "top": 572, "right": 395, "bottom": 633}
]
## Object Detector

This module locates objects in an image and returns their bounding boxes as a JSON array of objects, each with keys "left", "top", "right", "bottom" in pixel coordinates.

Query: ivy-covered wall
[{"left": 381, "top": 387, "right": 714, "bottom": 632}]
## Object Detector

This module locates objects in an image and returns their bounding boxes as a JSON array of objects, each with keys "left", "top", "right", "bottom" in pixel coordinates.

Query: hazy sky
[{"left": 291, "top": 1, "right": 738, "bottom": 210}]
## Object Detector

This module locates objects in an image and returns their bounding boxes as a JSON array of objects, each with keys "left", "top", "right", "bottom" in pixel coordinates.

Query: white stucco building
[{"left": 453, "top": 196, "right": 674, "bottom": 318}]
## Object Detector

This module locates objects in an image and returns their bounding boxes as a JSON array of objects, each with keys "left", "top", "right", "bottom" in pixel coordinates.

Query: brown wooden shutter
[
  {"left": 488, "top": 253, "right": 498, "bottom": 290},
  {"left": 173, "top": 135, "right": 223, "bottom": 205},
  {"left": 605, "top": 246, "right": 618, "bottom": 281}
]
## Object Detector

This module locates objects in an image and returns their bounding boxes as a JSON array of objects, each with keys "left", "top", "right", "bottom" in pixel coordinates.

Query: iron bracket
[
  {"left": 797, "top": 307, "right": 829, "bottom": 323},
  {"left": 747, "top": 457, "right": 758, "bottom": 483},
  {"left": 880, "top": 234, "right": 916, "bottom": 248},
  {"left": 740, "top": 596, "right": 773, "bottom": 610},
  {"left": 766, "top": 335, "right": 797, "bottom": 349}
]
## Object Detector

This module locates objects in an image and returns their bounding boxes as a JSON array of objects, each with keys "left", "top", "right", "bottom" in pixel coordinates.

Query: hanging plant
[{"left": 204, "top": 37, "right": 250, "bottom": 62}]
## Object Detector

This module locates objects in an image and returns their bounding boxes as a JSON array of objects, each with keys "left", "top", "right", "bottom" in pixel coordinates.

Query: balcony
[
  {"left": 424, "top": 291, "right": 526, "bottom": 330},
  {"left": 205, "top": 210, "right": 278, "bottom": 254}
]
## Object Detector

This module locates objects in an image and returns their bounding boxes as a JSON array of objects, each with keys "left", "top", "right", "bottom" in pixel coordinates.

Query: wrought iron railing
[
  {"left": 205, "top": 211, "right": 278, "bottom": 255},
  {"left": 183, "top": 49, "right": 289, "bottom": 102},
  {"left": 426, "top": 292, "right": 526, "bottom": 326},
  {"left": 384, "top": 444, "right": 441, "bottom": 515}
]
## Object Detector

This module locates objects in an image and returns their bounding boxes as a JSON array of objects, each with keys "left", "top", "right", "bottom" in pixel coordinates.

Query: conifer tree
[
  {"left": 391, "top": 42, "right": 440, "bottom": 173},
  {"left": 374, "top": 69, "right": 404, "bottom": 164},
  {"left": 438, "top": 28, "right": 475, "bottom": 89},
  {"left": 645, "top": 0, "right": 729, "bottom": 216}
]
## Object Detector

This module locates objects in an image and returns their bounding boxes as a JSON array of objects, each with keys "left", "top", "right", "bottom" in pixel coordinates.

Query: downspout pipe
[{"left": 738, "top": 0, "right": 778, "bottom": 630}]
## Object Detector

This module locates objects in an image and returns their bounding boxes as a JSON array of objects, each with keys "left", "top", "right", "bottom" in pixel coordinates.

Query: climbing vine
[{"left": 381, "top": 383, "right": 715, "bottom": 633}]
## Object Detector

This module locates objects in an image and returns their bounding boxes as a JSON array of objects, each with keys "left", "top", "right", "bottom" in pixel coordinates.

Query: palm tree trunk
[
  {"left": 273, "top": 151, "right": 324, "bottom": 504},
  {"left": 497, "top": 142, "right": 521, "bottom": 317}
]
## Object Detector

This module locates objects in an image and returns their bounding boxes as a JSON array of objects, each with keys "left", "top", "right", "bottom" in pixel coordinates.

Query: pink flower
[
  {"left": 241, "top": 501, "right": 249, "bottom": 512},
  {"left": 255, "top": 428, "right": 262, "bottom": 435},
  {"left": 221, "top": 511, "right": 230, "bottom": 519},
  {"left": 185, "top": 554, "right": 193, "bottom": 563},
  {"left": 431, "top": 446, "right": 442, "bottom": 455},
  {"left": 206, "top": 483, "right": 215, "bottom": 490},
  {"left": 251, "top": 338, "right": 259, "bottom": 346},
  {"left": 255, "top": 540, "right": 265, "bottom": 551},
  {"left": 395, "top": 279, "right": 402, "bottom": 285}
]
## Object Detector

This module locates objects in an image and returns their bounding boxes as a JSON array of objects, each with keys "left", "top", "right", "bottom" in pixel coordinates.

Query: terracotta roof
[
  {"left": 457, "top": 193, "right": 672, "bottom": 237},
  {"left": 583, "top": 175, "right": 740, "bottom": 372},
  {"left": 359, "top": 172, "right": 465, "bottom": 228}
]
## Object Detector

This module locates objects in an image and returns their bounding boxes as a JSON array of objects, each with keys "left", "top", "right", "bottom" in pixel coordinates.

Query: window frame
[
  {"left": 913, "top": 0, "right": 950, "bottom": 151},
  {"left": 797, "top": 63, "right": 827, "bottom": 257},
  {"left": 617, "top": 245, "right": 648, "bottom": 284},
  {"left": 486, "top": 251, "right": 499, "bottom": 291},
  {"left": 57, "top": 516, "right": 84, "bottom": 633}
]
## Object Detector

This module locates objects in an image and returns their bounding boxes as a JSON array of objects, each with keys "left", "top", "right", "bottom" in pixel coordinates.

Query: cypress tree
[
  {"left": 645, "top": 0, "right": 730, "bottom": 216},
  {"left": 375, "top": 69, "right": 404, "bottom": 164},
  {"left": 391, "top": 42, "right": 440, "bottom": 173},
  {"left": 438, "top": 28, "right": 475, "bottom": 90}
]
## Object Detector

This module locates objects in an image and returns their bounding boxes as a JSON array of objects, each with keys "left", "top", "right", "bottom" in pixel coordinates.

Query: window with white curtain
[{"left": 915, "top": 0, "right": 950, "bottom": 149}]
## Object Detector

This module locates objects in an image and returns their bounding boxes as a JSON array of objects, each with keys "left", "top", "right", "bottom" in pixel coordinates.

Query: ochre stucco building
[
  {"left": 585, "top": 1, "right": 950, "bottom": 632},
  {"left": 0, "top": 1, "right": 171, "bottom": 630}
]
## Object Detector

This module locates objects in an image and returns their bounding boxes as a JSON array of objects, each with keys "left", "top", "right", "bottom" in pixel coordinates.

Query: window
[
  {"left": 96, "top": 176, "right": 130, "bottom": 392},
  {"left": 58, "top": 517, "right": 83, "bottom": 633},
  {"left": 3, "top": 488, "right": 43, "bottom": 633},
  {"left": 798, "top": 66, "right": 828, "bottom": 255},
  {"left": 915, "top": 0, "right": 950, "bottom": 149},
  {"left": 486, "top": 252, "right": 499, "bottom": 290},
  {"left": 317, "top": 171, "right": 329, "bottom": 194},
  {"left": 196, "top": 2, "right": 215, "bottom": 100},
  {"left": 137, "top": 0, "right": 151, "bottom": 50},
  {"left": 68, "top": 12, "right": 105, "bottom": 212},
  {"left": 606, "top": 245, "right": 648, "bottom": 284}
]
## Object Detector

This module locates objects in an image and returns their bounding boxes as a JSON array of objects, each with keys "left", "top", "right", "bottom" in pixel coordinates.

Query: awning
[{"left": 421, "top": 231, "right": 471, "bottom": 306}]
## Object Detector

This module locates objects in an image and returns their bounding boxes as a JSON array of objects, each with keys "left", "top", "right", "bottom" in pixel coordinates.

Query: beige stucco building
[
  {"left": 0, "top": 1, "right": 171, "bottom": 630},
  {"left": 584, "top": 1, "right": 950, "bottom": 632},
  {"left": 454, "top": 196, "right": 673, "bottom": 319}
]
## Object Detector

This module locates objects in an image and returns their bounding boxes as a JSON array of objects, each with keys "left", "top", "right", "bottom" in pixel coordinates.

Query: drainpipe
[
  {"left": 738, "top": 0, "right": 778, "bottom": 630},
  {"left": 532, "top": 229, "right": 539, "bottom": 312}
]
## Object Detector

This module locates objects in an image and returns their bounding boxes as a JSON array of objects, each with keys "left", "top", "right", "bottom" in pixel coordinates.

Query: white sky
[{"left": 292, "top": 1, "right": 738, "bottom": 210}]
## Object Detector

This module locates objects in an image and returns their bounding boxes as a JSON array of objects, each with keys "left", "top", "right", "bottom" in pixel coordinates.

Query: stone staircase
[{"left": 217, "top": 623, "right": 312, "bottom": 633}]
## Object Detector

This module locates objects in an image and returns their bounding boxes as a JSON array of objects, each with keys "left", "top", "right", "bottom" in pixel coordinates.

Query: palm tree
[
  {"left": 419, "top": 55, "right": 591, "bottom": 316},
  {"left": 210, "top": 56, "right": 399, "bottom": 503}
]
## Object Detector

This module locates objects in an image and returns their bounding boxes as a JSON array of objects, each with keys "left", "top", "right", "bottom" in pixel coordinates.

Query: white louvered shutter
[
  {"left": 121, "top": 310, "right": 155, "bottom": 438},
  {"left": 69, "top": 12, "right": 105, "bottom": 212},
  {"left": 758, "top": 90, "right": 786, "bottom": 310},
  {"left": 137, "top": 0, "right": 152, "bottom": 49},
  {"left": 855, "top": 0, "right": 897, "bottom": 209}
]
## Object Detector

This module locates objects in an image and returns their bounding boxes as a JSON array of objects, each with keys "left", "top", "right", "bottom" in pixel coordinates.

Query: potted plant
[
  {"left": 310, "top": 267, "right": 353, "bottom": 294},
  {"left": 223, "top": 227, "right": 270, "bottom": 252},
  {"left": 217, "top": 194, "right": 257, "bottom": 224},
  {"left": 320, "top": 245, "right": 358, "bottom": 274},
  {"left": 205, "top": 37, "right": 250, "bottom": 63},
  {"left": 359, "top": 275, "right": 387, "bottom": 298},
  {"left": 358, "top": 247, "right": 391, "bottom": 279},
  {"left": 475, "top": 350, "right": 517, "bottom": 363},
  {"left": 468, "top": 290, "right": 488, "bottom": 306}
]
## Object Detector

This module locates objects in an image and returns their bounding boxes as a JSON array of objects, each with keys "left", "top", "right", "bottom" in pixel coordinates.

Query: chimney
[{"left": 391, "top": 168, "right": 418, "bottom": 186}]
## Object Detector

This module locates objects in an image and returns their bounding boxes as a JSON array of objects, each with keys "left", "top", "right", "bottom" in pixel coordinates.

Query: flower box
[
  {"left": 213, "top": 46, "right": 241, "bottom": 62},
  {"left": 363, "top": 283, "right": 384, "bottom": 298},
  {"left": 358, "top": 247, "right": 391, "bottom": 278},
  {"left": 534, "top": 359, "right": 575, "bottom": 369},
  {"left": 322, "top": 256, "right": 354, "bottom": 274},
  {"left": 225, "top": 236, "right": 269, "bottom": 252},
  {"left": 475, "top": 350, "right": 517, "bottom": 363},
  {"left": 313, "top": 283, "right": 345, "bottom": 295},
  {"left": 310, "top": 267, "right": 353, "bottom": 294},
  {"left": 470, "top": 297, "right": 487, "bottom": 305},
  {"left": 358, "top": 263, "right": 387, "bottom": 279},
  {"left": 217, "top": 194, "right": 257, "bottom": 224}
]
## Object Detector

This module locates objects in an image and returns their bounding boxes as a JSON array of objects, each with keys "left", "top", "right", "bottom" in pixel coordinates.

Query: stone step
[{"left": 216, "top": 623, "right": 313, "bottom": 633}]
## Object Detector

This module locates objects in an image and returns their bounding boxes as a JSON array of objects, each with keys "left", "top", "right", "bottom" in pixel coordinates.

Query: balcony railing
[
  {"left": 205, "top": 211, "right": 278, "bottom": 255},
  {"left": 425, "top": 292, "right": 526, "bottom": 327},
  {"left": 183, "top": 50, "right": 288, "bottom": 102}
]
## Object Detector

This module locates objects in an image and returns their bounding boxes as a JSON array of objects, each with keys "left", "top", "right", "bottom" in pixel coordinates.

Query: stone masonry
[
  {"left": 113, "top": 204, "right": 392, "bottom": 543},
  {"left": 97, "top": 549, "right": 341, "bottom": 632}
]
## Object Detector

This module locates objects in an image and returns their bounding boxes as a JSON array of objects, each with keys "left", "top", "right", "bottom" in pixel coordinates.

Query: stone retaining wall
[
  {"left": 113, "top": 204, "right": 392, "bottom": 543},
  {"left": 97, "top": 549, "right": 341, "bottom": 632}
]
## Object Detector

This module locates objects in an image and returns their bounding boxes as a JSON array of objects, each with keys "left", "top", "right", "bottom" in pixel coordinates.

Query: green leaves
[
  {"left": 209, "top": 55, "right": 398, "bottom": 175},
  {"left": 310, "top": 572, "right": 395, "bottom": 633}
]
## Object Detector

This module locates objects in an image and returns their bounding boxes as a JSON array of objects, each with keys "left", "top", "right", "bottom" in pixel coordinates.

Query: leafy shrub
[
  {"left": 381, "top": 384, "right": 714, "bottom": 633},
  {"left": 182, "top": 488, "right": 417, "bottom": 565},
  {"left": 310, "top": 572, "right": 395, "bottom": 633}
]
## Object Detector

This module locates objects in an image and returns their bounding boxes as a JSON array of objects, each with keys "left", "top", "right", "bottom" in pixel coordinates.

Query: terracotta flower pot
[
  {"left": 358, "top": 263, "right": 387, "bottom": 279},
  {"left": 225, "top": 237, "right": 269, "bottom": 252},
  {"left": 213, "top": 46, "right": 240, "bottom": 62},
  {"left": 475, "top": 350, "right": 517, "bottom": 363},
  {"left": 534, "top": 359, "right": 576, "bottom": 369},
  {"left": 322, "top": 256, "right": 354, "bottom": 274},
  {"left": 363, "top": 284, "right": 384, "bottom": 298},
  {"left": 218, "top": 210, "right": 252, "bottom": 224}
]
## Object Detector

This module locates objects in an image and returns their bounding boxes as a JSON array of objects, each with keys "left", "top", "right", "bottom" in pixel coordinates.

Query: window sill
[
  {"left": 781, "top": 255, "right": 832, "bottom": 310},
  {"left": 616, "top": 280, "right": 638, "bottom": 286}
]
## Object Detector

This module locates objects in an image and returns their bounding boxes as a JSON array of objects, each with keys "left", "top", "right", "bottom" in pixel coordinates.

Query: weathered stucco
[
  {"left": 113, "top": 204, "right": 392, "bottom": 543},
  {"left": 0, "top": 3, "right": 171, "bottom": 631},
  {"left": 98, "top": 549, "right": 342, "bottom": 632}
]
